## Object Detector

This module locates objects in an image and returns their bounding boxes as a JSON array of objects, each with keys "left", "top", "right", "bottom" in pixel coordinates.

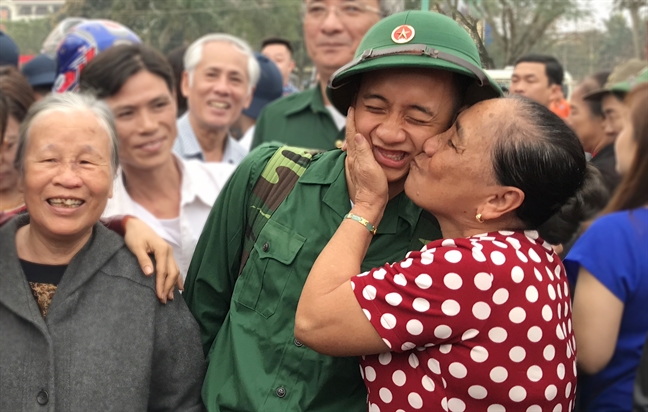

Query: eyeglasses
[{"left": 304, "top": 1, "right": 382, "bottom": 21}]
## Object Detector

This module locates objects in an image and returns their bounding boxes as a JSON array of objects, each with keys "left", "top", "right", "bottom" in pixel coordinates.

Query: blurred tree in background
[
  {"left": 1, "top": 0, "right": 644, "bottom": 84},
  {"left": 614, "top": 0, "right": 646, "bottom": 59},
  {"left": 1, "top": 19, "right": 53, "bottom": 55},
  {"left": 427, "top": 0, "right": 495, "bottom": 68},
  {"left": 596, "top": 14, "right": 641, "bottom": 71},
  {"left": 53, "top": 0, "right": 312, "bottom": 84},
  {"left": 426, "top": 0, "right": 585, "bottom": 68},
  {"left": 423, "top": 0, "right": 645, "bottom": 81}
]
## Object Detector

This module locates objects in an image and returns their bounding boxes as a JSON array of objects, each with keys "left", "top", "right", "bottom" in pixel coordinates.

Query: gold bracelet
[{"left": 344, "top": 213, "right": 377, "bottom": 235}]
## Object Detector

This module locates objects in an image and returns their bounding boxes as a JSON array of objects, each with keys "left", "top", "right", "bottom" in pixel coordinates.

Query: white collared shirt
[
  {"left": 239, "top": 125, "right": 255, "bottom": 151},
  {"left": 103, "top": 154, "right": 236, "bottom": 279},
  {"left": 173, "top": 112, "right": 248, "bottom": 164}
]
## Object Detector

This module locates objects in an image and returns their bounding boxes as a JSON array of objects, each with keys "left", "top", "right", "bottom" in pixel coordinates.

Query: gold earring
[{"left": 476, "top": 213, "right": 484, "bottom": 223}]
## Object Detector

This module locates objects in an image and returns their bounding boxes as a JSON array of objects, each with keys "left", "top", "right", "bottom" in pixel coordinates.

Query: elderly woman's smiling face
[{"left": 20, "top": 110, "right": 114, "bottom": 240}]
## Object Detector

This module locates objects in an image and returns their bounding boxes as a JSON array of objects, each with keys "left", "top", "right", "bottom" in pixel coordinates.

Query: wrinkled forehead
[
  {"left": 457, "top": 98, "right": 513, "bottom": 139},
  {"left": 200, "top": 41, "right": 248, "bottom": 67},
  {"left": 29, "top": 109, "right": 111, "bottom": 150}
]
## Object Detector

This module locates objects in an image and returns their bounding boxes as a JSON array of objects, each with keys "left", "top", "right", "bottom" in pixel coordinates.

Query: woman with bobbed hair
[
  {"left": 295, "top": 96, "right": 593, "bottom": 411},
  {"left": 0, "top": 92, "right": 205, "bottom": 411},
  {"left": 565, "top": 82, "right": 648, "bottom": 411}
]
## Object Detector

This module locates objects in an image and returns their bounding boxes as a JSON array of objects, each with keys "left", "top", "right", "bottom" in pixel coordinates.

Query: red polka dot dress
[{"left": 351, "top": 230, "right": 577, "bottom": 412}]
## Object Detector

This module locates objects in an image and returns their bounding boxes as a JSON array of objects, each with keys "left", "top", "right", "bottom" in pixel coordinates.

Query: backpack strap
[{"left": 238, "top": 146, "right": 322, "bottom": 276}]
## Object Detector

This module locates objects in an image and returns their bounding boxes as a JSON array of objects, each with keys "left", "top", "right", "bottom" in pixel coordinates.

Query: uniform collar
[
  {"left": 299, "top": 150, "right": 421, "bottom": 234},
  {"left": 284, "top": 82, "right": 329, "bottom": 116}
]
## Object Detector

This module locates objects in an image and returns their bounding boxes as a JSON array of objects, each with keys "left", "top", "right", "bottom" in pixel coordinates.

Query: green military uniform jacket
[
  {"left": 183, "top": 144, "right": 442, "bottom": 412},
  {"left": 251, "top": 84, "right": 346, "bottom": 151}
]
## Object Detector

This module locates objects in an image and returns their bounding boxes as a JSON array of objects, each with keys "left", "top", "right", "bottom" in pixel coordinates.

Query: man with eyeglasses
[
  {"left": 184, "top": 10, "right": 501, "bottom": 412},
  {"left": 250, "top": 0, "right": 383, "bottom": 151}
]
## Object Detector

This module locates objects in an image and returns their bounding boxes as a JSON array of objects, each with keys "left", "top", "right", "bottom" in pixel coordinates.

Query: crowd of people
[{"left": 0, "top": 1, "right": 647, "bottom": 411}]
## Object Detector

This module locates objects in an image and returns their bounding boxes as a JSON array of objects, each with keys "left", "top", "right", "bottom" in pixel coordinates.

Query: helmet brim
[{"left": 327, "top": 50, "right": 502, "bottom": 114}]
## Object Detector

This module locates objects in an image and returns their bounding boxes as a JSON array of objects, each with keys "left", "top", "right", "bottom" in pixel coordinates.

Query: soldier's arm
[{"left": 182, "top": 144, "right": 278, "bottom": 356}]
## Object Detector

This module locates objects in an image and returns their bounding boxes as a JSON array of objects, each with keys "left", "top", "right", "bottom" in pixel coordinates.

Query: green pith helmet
[
  {"left": 609, "top": 67, "right": 648, "bottom": 95},
  {"left": 583, "top": 59, "right": 647, "bottom": 101},
  {"left": 327, "top": 10, "right": 503, "bottom": 114}
]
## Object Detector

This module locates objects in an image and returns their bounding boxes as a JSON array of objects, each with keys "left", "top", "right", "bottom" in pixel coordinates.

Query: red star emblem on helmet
[{"left": 391, "top": 24, "right": 416, "bottom": 44}]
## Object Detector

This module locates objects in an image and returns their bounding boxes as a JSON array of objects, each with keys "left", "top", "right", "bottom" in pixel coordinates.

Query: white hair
[
  {"left": 15, "top": 92, "right": 119, "bottom": 176},
  {"left": 184, "top": 33, "right": 261, "bottom": 92}
]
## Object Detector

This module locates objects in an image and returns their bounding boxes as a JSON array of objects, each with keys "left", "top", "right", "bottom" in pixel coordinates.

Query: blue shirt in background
[{"left": 564, "top": 208, "right": 648, "bottom": 411}]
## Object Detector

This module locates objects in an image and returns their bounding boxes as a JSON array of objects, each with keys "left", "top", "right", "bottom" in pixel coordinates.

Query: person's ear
[
  {"left": 242, "top": 86, "right": 255, "bottom": 109},
  {"left": 181, "top": 70, "right": 190, "bottom": 99},
  {"left": 107, "top": 176, "right": 114, "bottom": 199},
  {"left": 478, "top": 186, "right": 525, "bottom": 221},
  {"left": 549, "top": 84, "right": 562, "bottom": 102},
  {"left": 18, "top": 173, "right": 25, "bottom": 194}
]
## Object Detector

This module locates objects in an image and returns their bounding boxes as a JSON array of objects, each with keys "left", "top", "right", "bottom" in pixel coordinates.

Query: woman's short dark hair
[
  {"left": 166, "top": 45, "right": 188, "bottom": 117},
  {"left": 0, "top": 91, "right": 9, "bottom": 143},
  {"left": 0, "top": 66, "right": 36, "bottom": 123},
  {"left": 79, "top": 44, "right": 175, "bottom": 99},
  {"left": 493, "top": 96, "right": 589, "bottom": 230}
]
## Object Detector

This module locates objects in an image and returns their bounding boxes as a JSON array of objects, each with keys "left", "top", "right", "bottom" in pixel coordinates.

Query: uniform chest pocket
[{"left": 234, "top": 219, "right": 306, "bottom": 318}]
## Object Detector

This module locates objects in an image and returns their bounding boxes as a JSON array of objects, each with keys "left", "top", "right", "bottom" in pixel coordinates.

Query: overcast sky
[{"left": 561, "top": 0, "right": 639, "bottom": 32}]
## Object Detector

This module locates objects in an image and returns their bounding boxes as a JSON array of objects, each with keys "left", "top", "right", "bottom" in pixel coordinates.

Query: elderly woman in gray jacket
[{"left": 0, "top": 92, "right": 205, "bottom": 411}]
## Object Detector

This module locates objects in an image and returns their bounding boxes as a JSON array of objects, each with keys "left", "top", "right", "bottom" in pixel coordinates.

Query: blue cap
[
  {"left": 242, "top": 53, "right": 283, "bottom": 120},
  {"left": 0, "top": 31, "right": 19, "bottom": 67},
  {"left": 21, "top": 54, "right": 57, "bottom": 87}
]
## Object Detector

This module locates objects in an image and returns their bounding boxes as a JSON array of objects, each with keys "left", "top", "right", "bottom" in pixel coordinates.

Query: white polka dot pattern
[{"left": 350, "top": 231, "right": 576, "bottom": 411}]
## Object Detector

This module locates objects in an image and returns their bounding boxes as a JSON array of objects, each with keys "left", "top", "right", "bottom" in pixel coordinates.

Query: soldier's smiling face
[{"left": 353, "top": 68, "right": 457, "bottom": 191}]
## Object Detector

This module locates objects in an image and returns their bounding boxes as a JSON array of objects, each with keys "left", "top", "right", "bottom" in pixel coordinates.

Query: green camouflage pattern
[{"left": 238, "top": 146, "right": 322, "bottom": 275}]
